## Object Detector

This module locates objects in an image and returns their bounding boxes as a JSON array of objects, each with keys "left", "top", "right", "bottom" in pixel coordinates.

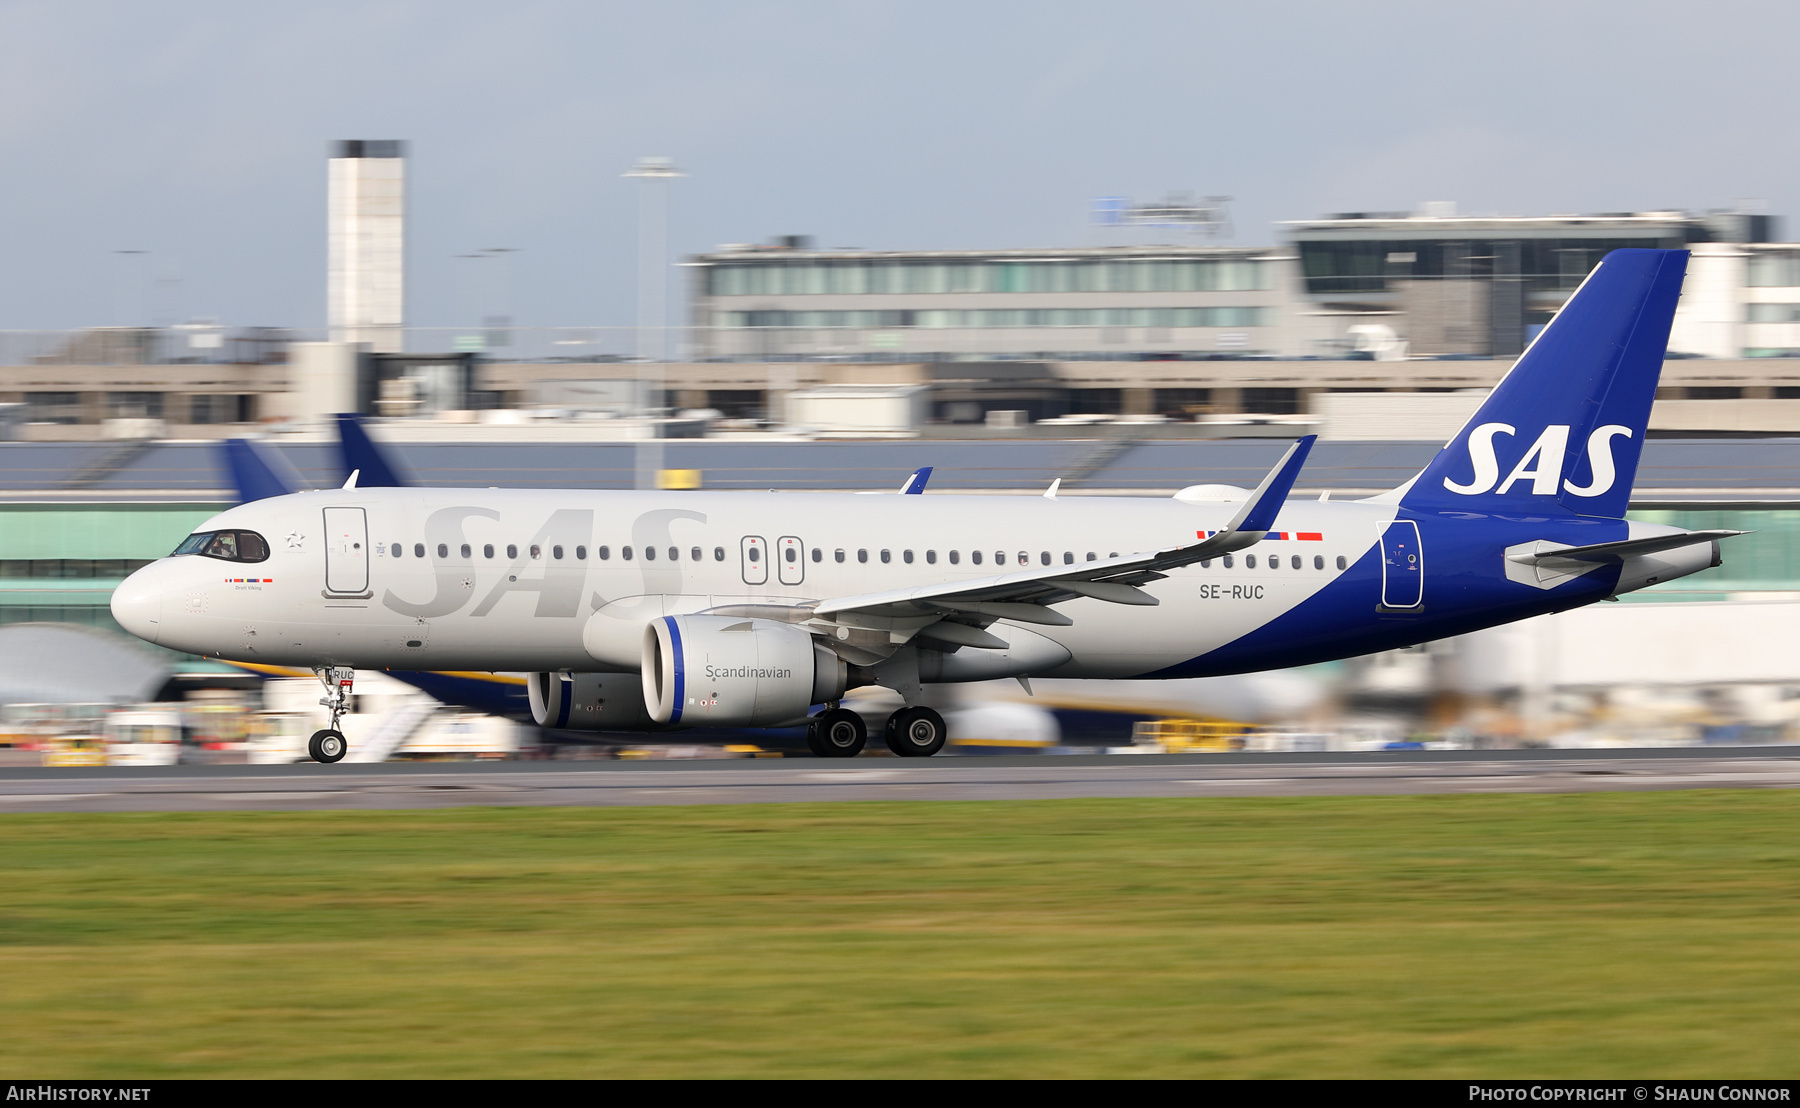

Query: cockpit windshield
[{"left": 172, "top": 530, "right": 270, "bottom": 562}]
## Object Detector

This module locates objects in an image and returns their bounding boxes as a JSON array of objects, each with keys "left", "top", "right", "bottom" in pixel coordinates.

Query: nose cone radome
[{"left": 110, "top": 564, "right": 164, "bottom": 645}]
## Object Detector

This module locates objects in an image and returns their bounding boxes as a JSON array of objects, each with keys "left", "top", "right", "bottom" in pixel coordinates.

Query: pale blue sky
[{"left": 0, "top": 0, "right": 1793, "bottom": 330}]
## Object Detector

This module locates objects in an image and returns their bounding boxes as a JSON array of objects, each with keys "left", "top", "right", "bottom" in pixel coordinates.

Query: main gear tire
[
  {"left": 884, "top": 706, "right": 947, "bottom": 758},
  {"left": 809, "top": 708, "right": 867, "bottom": 758}
]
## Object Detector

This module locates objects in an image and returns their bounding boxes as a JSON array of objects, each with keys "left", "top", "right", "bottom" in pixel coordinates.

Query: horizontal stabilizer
[{"left": 1507, "top": 529, "right": 1745, "bottom": 566}]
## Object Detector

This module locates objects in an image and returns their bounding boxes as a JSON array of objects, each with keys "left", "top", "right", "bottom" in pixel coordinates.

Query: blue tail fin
[
  {"left": 900, "top": 467, "right": 932, "bottom": 494},
  {"left": 335, "top": 413, "right": 407, "bottom": 488},
  {"left": 1400, "top": 248, "right": 1687, "bottom": 519},
  {"left": 220, "top": 439, "right": 299, "bottom": 504}
]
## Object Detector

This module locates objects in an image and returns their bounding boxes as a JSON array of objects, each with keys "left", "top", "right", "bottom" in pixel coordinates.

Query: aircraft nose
[{"left": 110, "top": 563, "right": 165, "bottom": 645}]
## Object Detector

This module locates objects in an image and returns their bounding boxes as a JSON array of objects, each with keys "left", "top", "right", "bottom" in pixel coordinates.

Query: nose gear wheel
[{"left": 311, "top": 666, "right": 355, "bottom": 763}]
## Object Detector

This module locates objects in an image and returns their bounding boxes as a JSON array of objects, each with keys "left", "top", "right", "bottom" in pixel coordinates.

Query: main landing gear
[
  {"left": 884, "top": 706, "right": 947, "bottom": 758},
  {"left": 309, "top": 666, "right": 353, "bottom": 764},
  {"left": 807, "top": 707, "right": 867, "bottom": 758},
  {"left": 806, "top": 705, "right": 947, "bottom": 758}
]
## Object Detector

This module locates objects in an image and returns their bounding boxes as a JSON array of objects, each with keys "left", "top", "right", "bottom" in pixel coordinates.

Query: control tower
[{"left": 327, "top": 140, "right": 405, "bottom": 353}]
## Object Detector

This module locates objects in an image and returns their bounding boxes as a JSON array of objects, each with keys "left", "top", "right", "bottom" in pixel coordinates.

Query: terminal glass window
[{"left": 1748, "top": 254, "right": 1800, "bottom": 288}]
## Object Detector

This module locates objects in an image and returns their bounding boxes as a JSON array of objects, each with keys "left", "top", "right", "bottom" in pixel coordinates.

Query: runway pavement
[{"left": 2, "top": 747, "right": 1799, "bottom": 812}]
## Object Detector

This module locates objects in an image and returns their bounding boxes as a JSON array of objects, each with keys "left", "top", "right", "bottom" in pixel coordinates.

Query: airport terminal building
[{"left": 8, "top": 205, "right": 1800, "bottom": 436}]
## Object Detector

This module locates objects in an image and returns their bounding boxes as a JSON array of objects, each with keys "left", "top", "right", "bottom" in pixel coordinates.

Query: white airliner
[{"left": 111, "top": 249, "right": 1738, "bottom": 761}]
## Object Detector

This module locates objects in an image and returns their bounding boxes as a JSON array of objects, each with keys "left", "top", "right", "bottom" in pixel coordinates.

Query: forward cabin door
[
  {"left": 1379, "top": 520, "right": 1423, "bottom": 609},
  {"left": 323, "top": 507, "right": 370, "bottom": 595}
]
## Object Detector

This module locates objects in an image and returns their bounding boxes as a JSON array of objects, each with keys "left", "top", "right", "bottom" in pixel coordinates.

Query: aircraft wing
[{"left": 812, "top": 436, "right": 1316, "bottom": 624}]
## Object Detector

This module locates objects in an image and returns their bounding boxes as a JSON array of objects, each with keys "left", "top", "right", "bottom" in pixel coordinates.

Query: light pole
[
  {"left": 624, "top": 156, "right": 685, "bottom": 489},
  {"left": 112, "top": 250, "right": 147, "bottom": 328},
  {"left": 481, "top": 247, "right": 519, "bottom": 350}
]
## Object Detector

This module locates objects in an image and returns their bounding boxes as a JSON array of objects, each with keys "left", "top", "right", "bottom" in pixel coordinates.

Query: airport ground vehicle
[{"left": 104, "top": 708, "right": 183, "bottom": 766}]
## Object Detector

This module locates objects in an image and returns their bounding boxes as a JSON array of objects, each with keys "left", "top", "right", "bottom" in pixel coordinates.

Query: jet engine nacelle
[
  {"left": 528, "top": 671, "right": 659, "bottom": 732},
  {"left": 642, "top": 615, "right": 847, "bottom": 727}
]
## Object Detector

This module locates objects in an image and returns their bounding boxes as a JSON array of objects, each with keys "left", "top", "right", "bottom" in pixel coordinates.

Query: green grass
[{"left": 2, "top": 793, "right": 1799, "bottom": 1077}]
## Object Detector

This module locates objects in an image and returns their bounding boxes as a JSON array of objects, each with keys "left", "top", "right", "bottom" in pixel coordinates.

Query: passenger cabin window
[
  {"left": 668, "top": 547, "right": 677, "bottom": 561},
  {"left": 747, "top": 547, "right": 758, "bottom": 562},
  {"left": 484, "top": 544, "right": 495, "bottom": 559},
  {"left": 390, "top": 541, "right": 403, "bottom": 558},
  {"left": 926, "top": 550, "right": 937, "bottom": 564},
  {"left": 1223, "top": 555, "right": 1234, "bottom": 568},
  {"left": 995, "top": 552, "right": 1006, "bottom": 564},
  {"left": 971, "top": 550, "right": 982, "bottom": 565},
  {"left": 1246, "top": 554, "right": 1256, "bottom": 568},
  {"left": 172, "top": 530, "right": 270, "bottom": 563},
  {"left": 948, "top": 550, "right": 959, "bottom": 564},
  {"left": 692, "top": 547, "right": 702, "bottom": 561},
  {"left": 1292, "top": 555, "right": 1302, "bottom": 570},
  {"left": 880, "top": 550, "right": 891, "bottom": 564},
  {"left": 437, "top": 544, "right": 448, "bottom": 558},
  {"left": 784, "top": 547, "right": 796, "bottom": 563},
  {"left": 858, "top": 549, "right": 868, "bottom": 564},
  {"left": 552, "top": 546, "right": 564, "bottom": 560},
  {"left": 414, "top": 543, "right": 425, "bottom": 558},
  {"left": 1313, "top": 555, "right": 1324, "bottom": 570},
  {"left": 461, "top": 544, "right": 471, "bottom": 559},
  {"left": 1040, "top": 552, "right": 1050, "bottom": 566},
  {"left": 598, "top": 546, "right": 611, "bottom": 560},
  {"left": 623, "top": 546, "right": 634, "bottom": 560},
  {"left": 1336, "top": 555, "right": 1347, "bottom": 570},
  {"left": 1063, "top": 552, "right": 1073, "bottom": 564},
  {"left": 645, "top": 546, "right": 657, "bottom": 560},
  {"left": 577, "top": 546, "right": 588, "bottom": 560},
  {"left": 506, "top": 544, "right": 518, "bottom": 559},
  {"left": 811, "top": 548, "right": 822, "bottom": 563},
  {"left": 903, "top": 550, "right": 914, "bottom": 564},
  {"left": 531, "top": 545, "right": 542, "bottom": 560},
  {"left": 1087, "top": 552, "right": 1096, "bottom": 561},
  {"left": 835, "top": 549, "right": 845, "bottom": 563},
  {"left": 714, "top": 547, "right": 725, "bottom": 561}
]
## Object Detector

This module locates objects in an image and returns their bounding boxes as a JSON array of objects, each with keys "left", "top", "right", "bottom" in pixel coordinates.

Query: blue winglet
[
  {"left": 900, "top": 467, "right": 933, "bottom": 494},
  {"left": 220, "top": 439, "right": 298, "bottom": 504},
  {"left": 1228, "top": 435, "right": 1316, "bottom": 535},
  {"left": 335, "top": 413, "right": 407, "bottom": 488}
]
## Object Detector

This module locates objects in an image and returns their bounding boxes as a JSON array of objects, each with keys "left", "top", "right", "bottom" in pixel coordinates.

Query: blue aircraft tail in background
[
  {"left": 1401, "top": 248, "right": 1688, "bottom": 519},
  {"left": 335, "top": 413, "right": 407, "bottom": 488},
  {"left": 220, "top": 438, "right": 300, "bottom": 504}
]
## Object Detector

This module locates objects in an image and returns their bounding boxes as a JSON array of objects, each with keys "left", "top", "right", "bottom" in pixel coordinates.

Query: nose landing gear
[{"left": 309, "top": 666, "right": 354, "bottom": 764}]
